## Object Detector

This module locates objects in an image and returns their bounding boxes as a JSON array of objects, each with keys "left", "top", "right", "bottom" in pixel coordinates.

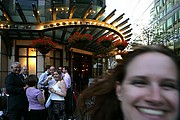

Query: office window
[
  {"left": 166, "top": 2, "right": 172, "bottom": 13},
  {"left": 174, "top": 12, "right": 178, "bottom": 23},
  {"left": 159, "top": 0, "right": 166, "bottom": 7},
  {"left": 160, "top": 0, "right": 166, "bottom": 6},
  {"left": 163, "top": 22, "right": 166, "bottom": 31},
  {"left": 160, "top": 12, "right": 163, "bottom": 18},
  {"left": 159, "top": 10, "right": 165, "bottom": 18},
  {"left": 156, "top": 6, "right": 160, "bottom": 14},
  {"left": 174, "top": 0, "right": 178, "bottom": 4},
  {"left": 167, "top": 17, "right": 173, "bottom": 28}
]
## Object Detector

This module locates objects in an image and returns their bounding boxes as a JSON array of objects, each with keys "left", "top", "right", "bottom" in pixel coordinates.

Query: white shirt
[
  {"left": 38, "top": 71, "right": 49, "bottom": 88},
  {"left": 63, "top": 73, "right": 71, "bottom": 89},
  {"left": 50, "top": 81, "right": 65, "bottom": 101},
  {"left": 48, "top": 77, "right": 56, "bottom": 88}
]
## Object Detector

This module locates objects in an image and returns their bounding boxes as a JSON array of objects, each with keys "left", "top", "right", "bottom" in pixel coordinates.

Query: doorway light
[{"left": 115, "top": 54, "right": 122, "bottom": 60}]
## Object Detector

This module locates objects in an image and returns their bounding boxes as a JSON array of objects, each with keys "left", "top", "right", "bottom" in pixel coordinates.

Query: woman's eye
[
  {"left": 131, "top": 80, "right": 147, "bottom": 87},
  {"left": 161, "top": 83, "right": 178, "bottom": 90}
]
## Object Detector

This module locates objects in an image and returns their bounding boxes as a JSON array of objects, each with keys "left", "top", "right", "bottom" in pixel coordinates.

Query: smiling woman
[{"left": 77, "top": 45, "right": 180, "bottom": 120}]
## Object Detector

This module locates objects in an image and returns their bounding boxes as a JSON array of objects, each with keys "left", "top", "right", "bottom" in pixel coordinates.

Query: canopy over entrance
[{"left": 0, "top": 1, "right": 132, "bottom": 55}]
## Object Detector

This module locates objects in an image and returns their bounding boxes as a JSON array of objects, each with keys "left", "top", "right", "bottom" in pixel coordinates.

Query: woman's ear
[{"left": 116, "top": 81, "right": 122, "bottom": 101}]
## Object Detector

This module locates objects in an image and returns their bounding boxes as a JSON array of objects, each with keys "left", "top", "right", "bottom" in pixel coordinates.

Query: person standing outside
[
  {"left": 42, "top": 66, "right": 56, "bottom": 89},
  {"left": 26, "top": 74, "right": 46, "bottom": 120},
  {"left": 5, "top": 61, "right": 29, "bottom": 120},
  {"left": 62, "top": 66, "right": 72, "bottom": 119},
  {"left": 49, "top": 70, "right": 67, "bottom": 120},
  {"left": 20, "top": 66, "right": 28, "bottom": 83},
  {"left": 38, "top": 65, "right": 51, "bottom": 101},
  {"left": 62, "top": 66, "right": 71, "bottom": 90},
  {"left": 58, "top": 66, "right": 65, "bottom": 79}
]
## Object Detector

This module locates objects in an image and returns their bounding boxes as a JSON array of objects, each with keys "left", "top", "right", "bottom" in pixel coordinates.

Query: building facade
[{"left": 150, "top": 0, "right": 180, "bottom": 54}]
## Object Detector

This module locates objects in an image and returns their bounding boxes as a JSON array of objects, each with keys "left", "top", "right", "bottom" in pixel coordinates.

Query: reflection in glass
[
  {"left": 55, "top": 60, "right": 61, "bottom": 68},
  {"left": 50, "top": 51, "right": 54, "bottom": 57},
  {"left": 55, "top": 51, "right": 60, "bottom": 58},
  {"left": 19, "top": 48, "right": 27, "bottom": 56},
  {"left": 19, "top": 58, "right": 27, "bottom": 66},
  {"left": 28, "top": 58, "right": 36, "bottom": 74},
  {"left": 50, "top": 59, "right": 54, "bottom": 66},
  {"left": 28, "top": 48, "right": 36, "bottom": 56}
]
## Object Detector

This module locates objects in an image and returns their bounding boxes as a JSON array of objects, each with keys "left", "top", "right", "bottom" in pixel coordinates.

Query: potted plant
[
  {"left": 113, "top": 40, "right": 128, "bottom": 50},
  {"left": 68, "top": 32, "right": 93, "bottom": 47},
  {"left": 97, "top": 35, "right": 114, "bottom": 48},
  {"left": 32, "top": 36, "right": 55, "bottom": 54}
]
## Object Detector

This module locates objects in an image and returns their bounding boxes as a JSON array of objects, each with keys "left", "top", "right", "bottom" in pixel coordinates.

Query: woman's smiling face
[
  {"left": 116, "top": 52, "right": 179, "bottom": 120},
  {"left": 53, "top": 71, "right": 60, "bottom": 81}
]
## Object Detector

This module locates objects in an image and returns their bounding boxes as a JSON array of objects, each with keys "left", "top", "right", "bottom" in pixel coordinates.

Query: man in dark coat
[{"left": 5, "top": 61, "right": 29, "bottom": 120}]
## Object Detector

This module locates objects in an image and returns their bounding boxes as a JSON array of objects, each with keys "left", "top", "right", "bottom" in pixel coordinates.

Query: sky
[{"left": 106, "top": 0, "right": 154, "bottom": 40}]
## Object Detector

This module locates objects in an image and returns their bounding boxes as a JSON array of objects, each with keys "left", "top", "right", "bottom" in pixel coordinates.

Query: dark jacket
[{"left": 5, "top": 72, "right": 28, "bottom": 111}]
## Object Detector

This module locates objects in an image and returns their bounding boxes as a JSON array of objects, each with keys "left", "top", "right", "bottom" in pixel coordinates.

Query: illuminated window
[{"left": 18, "top": 47, "right": 37, "bottom": 75}]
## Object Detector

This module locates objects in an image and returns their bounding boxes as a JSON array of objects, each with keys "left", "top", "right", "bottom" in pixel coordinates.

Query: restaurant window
[
  {"left": 18, "top": 47, "right": 37, "bottom": 74},
  {"left": 50, "top": 49, "right": 63, "bottom": 68}
]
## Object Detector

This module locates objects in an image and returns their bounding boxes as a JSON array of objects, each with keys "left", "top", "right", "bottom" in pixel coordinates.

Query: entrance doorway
[{"left": 72, "top": 53, "right": 92, "bottom": 93}]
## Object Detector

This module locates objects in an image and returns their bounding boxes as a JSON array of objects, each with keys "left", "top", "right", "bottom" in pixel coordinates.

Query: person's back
[
  {"left": 26, "top": 74, "right": 46, "bottom": 120},
  {"left": 26, "top": 88, "right": 45, "bottom": 110}
]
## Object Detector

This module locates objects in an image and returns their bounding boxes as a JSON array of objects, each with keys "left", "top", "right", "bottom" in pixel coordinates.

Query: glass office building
[{"left": 150, "top": 0, "right": 180, "bottom": 55}]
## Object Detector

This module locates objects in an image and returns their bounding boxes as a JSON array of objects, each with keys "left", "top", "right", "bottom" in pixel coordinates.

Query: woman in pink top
[{"left": 26, "top": 74, "right": 46, "bottom": 120}]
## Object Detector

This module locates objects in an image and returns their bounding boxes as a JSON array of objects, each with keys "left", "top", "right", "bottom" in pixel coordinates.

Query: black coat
[{"left": 5, "top": 72, "right": 28, "bottom": 111}]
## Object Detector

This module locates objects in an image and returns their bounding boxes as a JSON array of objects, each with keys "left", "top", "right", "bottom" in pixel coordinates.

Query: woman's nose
[{"left": 145, "top": 85, "right": 164, "bottom": 105}]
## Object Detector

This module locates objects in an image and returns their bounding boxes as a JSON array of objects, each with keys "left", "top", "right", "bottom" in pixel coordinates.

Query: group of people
[
  {"left": 4, "top": 64, "right": 72, "bottom": 120},
  {"left": 3, "top": 45, "right": 180, "bottom": 120}
]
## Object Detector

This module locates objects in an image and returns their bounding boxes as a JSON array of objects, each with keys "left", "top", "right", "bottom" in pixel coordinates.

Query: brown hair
[{"left": 27, "top": 74, "right": 38, "bottom": 87}]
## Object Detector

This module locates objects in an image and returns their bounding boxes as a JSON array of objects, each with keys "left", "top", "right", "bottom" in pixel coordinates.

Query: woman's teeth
[{"left": 139, "top": 108, "right": 164, "bottom": 116}]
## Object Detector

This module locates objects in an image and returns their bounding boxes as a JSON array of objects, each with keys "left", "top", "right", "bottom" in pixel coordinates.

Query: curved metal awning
[{"left": 0, "top": 1, "right": 132, "bottom": 55}]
